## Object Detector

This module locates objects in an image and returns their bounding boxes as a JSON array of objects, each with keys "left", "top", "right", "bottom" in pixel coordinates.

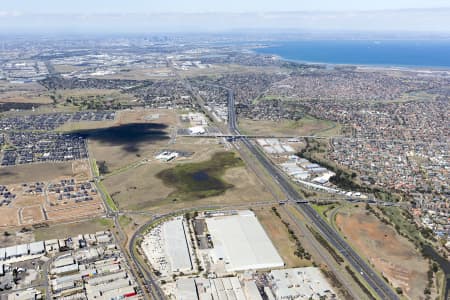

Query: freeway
[{"left": 225, "top": 87, "right": 399, "bottom": 300}]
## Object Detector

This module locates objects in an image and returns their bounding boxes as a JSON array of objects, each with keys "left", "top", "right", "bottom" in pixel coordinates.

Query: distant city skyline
[{"left": 0, "top": 1, "right": 449, "bottom": 34}]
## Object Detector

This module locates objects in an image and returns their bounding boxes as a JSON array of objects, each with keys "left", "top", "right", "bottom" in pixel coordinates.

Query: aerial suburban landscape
[{"left": 0, "top": 1, "right": 449, "bottom": 300}]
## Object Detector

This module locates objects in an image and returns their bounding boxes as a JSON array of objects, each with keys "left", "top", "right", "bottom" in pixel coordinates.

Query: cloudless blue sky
[{"left": 2, "top": 0, "right": 450, "bottom": 13}]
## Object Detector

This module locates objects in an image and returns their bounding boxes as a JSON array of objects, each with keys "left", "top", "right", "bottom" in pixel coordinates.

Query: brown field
[
  {"left": 0, "top": 229, "right": 34, "bottom": 247},
  {"left": 0, "top": 160, "right": 90, "bottom": 185},
  {"left": 71, "top": 160, "right": 92, "bottom": 180},
  {"left": 45, "top": 202, "right": 104, "bottom": 221},
  {"left": 95, "top": 68, "right": 176, "bottom": 80},
  {"left": 336, "top": 206, "right": 430, "bottom": 300},
  {"left": 55, "top": 88, "right": 122, "bottom": 97},
  {"left": 32, "top": 217, "right": 113, "bottom": 241},
  {"left": 0, "top": 217, "right": 112, "bottom": 246},
  {"left": 0, "top": 81, "right": 52, "bottom": 104},
  {"left": 0, "top": 207, "right": 19, "bottom": 227},
  {"left": 53, "top": 64, "right": 87, "bottom": 73},
  {"left": 255, "top": 206, "right": 311, "bottom": 268},
  {"left": 20, "top": 206, "right": 45, "bottom": 224},
  {"left": 239, "top": 115, "right": 341, "bottom": 137},
  {"left": 103, "top": 139, "right": 274, "bottom": 212}
]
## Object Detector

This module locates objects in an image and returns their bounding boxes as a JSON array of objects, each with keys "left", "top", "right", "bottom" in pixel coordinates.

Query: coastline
[{"left": 251, "top": 42, "right": 450, "bottom": 72}]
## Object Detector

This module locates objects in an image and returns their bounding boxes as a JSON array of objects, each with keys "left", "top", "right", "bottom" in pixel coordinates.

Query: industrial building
[
  {"left": 176, "top": 277, "right": 248, "bottom": 300},
  {"left": 164, "top": 217, "right": 193, "bottom": 273},
  {"left": 6, "top": 288, "right": 43, "bottom": 300},
  {"left": 156, "top": 150, "right": 179, "bottom": 162},
  {"left": 0, "top": 241, "right": 45, "bottom": 262},
  {"left": 257, "top": 139, "right": 295, "bottom": 154},
  {"left": 268, "top": 267, "right": 336, "bottom": 300},
  {"left": 188, "top": 126, "right": 206, "bottom": 135},
  {"left": 205, "top": 210, "right": 284, "bottom": 272},
  {"left": 142, "top": 216, "right": 193, "bottom": 277}
]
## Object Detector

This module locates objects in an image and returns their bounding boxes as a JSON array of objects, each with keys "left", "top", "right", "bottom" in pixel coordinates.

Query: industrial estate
[{"left": 0, "top": 32, "right": 448, "bottom": 300}]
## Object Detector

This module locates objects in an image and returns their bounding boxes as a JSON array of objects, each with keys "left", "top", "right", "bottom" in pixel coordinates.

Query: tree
[{"left": 432, "top": 262, "right": 439, "bottom": 273}]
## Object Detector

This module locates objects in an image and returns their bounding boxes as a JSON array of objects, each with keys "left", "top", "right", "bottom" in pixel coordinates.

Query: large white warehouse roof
[
  {"left": 206, "top": 210, "right": 284, "bottom": 272},
  {"left": 163, "top": 217, "right": 193, "bottom": 273}
]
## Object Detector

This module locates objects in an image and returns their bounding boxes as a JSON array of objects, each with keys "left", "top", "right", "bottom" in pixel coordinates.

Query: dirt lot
[
  {"left": 336, "top": 206, "right": 430, "bottom": 300},
  {"left": 239, "top": 115, "right": 341, "bottom": 137},
  {"left": 103, "top": 139, "right": 274, "bottom": 212},
  {"left": 0, "top": 161, "right": 82, "bottom": 185},
  {"left": 254, "top": 206, "right": 311, "bottom": 268}
]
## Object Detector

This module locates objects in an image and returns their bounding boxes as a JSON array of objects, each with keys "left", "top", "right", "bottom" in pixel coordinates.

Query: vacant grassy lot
[
  {"left": 239, "top": 114, "right": 341, "bottom": 137},
  {"left": 53, "top": 88, "right": 138, "bottom": 110},
  {"left": 103, "top": 145, "right": 274, "bottom": 212},
  {"left": 378, "top": 206, "right": 424, "bottom": 246},
  {"left": 157, "top": 151, "right": 243, "bottom": 201},
  {"left": 33, "top": 217, "right": 113, "bottom": 241},
  {"left": 336, "top": 205, "right": 431, "bottom": 300},
  {"left": 0, "top": 162, "right": 74, "bottom": 184},
  {"left": 255, "top": 206, "right": 311, "bottom": 268},
  {"left": 0, "top": 81, "right": 52, "bottom": 104}
]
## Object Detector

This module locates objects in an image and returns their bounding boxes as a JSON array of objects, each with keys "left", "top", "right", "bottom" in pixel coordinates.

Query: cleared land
[
  {"left": 33, "top": 217, "right": 113, "bottom": 241},
  {"left": 239, "top": 115, "right": 341, "bottom": 137},
  {"left": 0, "top": 160, "right": 89, "bottom": 185},
  {"left": 0, "top": 81, "right": 52, "bottom": 104},
  {"left": 335, "top": 206, "right": 430, "bottom": 300},
  {"left": 254, "top": 206, "right": 312, "bottom": 268},
  {"left": 95, "top": 67, "right": 176, "bottom": 80}
]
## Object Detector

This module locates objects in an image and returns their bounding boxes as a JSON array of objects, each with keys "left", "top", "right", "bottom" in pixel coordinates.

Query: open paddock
[
  {"left": 32, "top": 217, "right": 113, "bottom": 241},
  {"left": 0, "top": 160, "right": 90, "bottom": 185},
  {"left": 336, "top": 206, "right": 432, "bottom": 300},
  {"left": 103, "top": 142, "right": 274, "bottom": 212},
  {"left": 254, "top": 206, "right": 312, "bottom": 268},
  {"left": 239, "top": 114, "right": 341, "bottom": 137},
  {"left": 0, "top": 81, "right": 52, "bottom": 104},
  {"left": 45, "top": 202, "right": 104, "bottom": 221}
]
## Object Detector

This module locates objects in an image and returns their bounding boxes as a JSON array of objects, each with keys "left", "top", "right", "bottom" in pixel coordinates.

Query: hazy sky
[
  {"left": 1, "top": 0, "right": 449, "bottom": 34},
  {"left": 2, "top": 0, "right": 450, "bottom": 13}
]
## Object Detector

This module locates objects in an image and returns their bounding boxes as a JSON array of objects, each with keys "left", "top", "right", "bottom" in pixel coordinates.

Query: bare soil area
[{"left": 336, "top": 206, "right": 430, "bottom": 300}]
